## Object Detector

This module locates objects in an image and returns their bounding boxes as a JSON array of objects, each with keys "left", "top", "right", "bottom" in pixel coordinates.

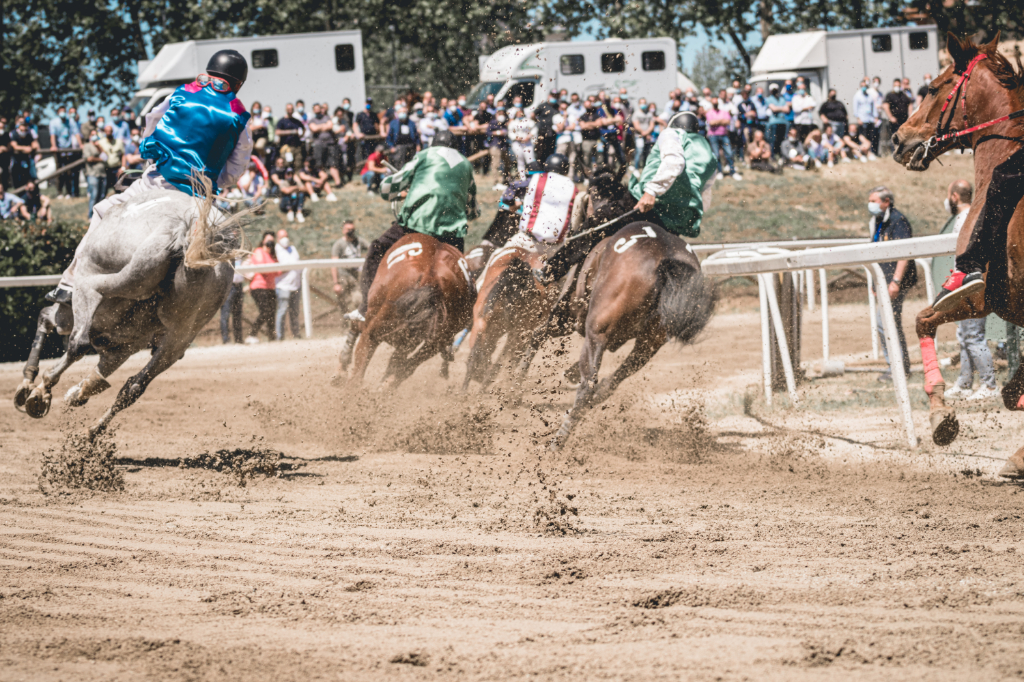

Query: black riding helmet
[
  {"left": 206, "top": 50, "right": 248, "bottom": 92},
  {"left": 432, "top": 130, "right": 457, "bottom": 149},
  {"left": 544, "top": 153, "right": 569, "bottom": 176},
  {"left": 668, "top": 111, "right": 699, "bottom": 133}
]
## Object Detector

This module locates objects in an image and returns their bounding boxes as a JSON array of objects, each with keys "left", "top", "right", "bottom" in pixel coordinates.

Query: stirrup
[{"left": 343, "top": 309, "right": 366, "bottom": 323}]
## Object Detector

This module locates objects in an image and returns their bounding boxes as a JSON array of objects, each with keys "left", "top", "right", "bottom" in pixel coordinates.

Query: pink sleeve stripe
[
  {"left": 183, "top": 82, "right": 203, "bottom": 93},
  {"left": 230, "top": 98, "right": 247, "bottom": 115}
]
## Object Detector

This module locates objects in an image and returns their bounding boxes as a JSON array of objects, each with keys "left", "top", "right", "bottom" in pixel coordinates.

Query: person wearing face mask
[
  {"left": 249, "top": 101, "right": 268, "bottom": 157},
  {"left": 852, "top": 79, "right": 879, "bottom": 160},
  {"left": 867, "top": 186, "right": 916, "bottom": 382},
  {"left": 868, "top": 77, "right": 884, "bottom": 154},
  {"left": 486, "top": 107, "right": 510, "bottom": 188},
  {"left": 790, "top": 84, "right": 816, "bottom": 142},
  {"left": 385, "top": 107, "right": 420, "bottom": 167},
  {"left": 47, "top": 51, "right": 254, "bottom": 305},
  {"left": 97, "top": 125, "right": 125, "bottom": 192},
  {"left": 928, "top": 180, "right": 999, "bottom": 402},
  {"left": 244, "top": 231, "right": 281, "bottom": 344},
  {"left": 48, "top": 105, "right": 80, "bottom": 199},
  {"left": 355, "top": 98, "right": 379, "bottom": 160},
  {"left": 81, "top": 129, "right": 108, "bottom": 218},
  {"left": 533, "top": 88, "right": 560, "bottom": 163},
  {"left": 818, "top": 89, "right": 848, "bottom": 139},
  {"left": 915, "top": 74, "right": 933, "bottom": 112},
  {"left": 882, "top": 78, "right": 912, "bottom": 132},
  {"left": 274, "top": 229, "right": 303, "bottom": 341}
]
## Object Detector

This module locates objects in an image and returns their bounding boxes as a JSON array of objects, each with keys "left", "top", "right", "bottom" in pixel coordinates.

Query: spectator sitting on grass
[
  {"left": 819, "top": 124, "right": 845, "bottom": 166},
  {"left": 804, "top": 128, "right": 833, "bottom": 168},
  {"left": 746, "top": 128, "right": 778, "bottom": 174},
  {"left": 299, "top": 157, "right": 336, "bottom": 203},
  {"left": 224, "top": 160, "right": 268, "bottom": 208},
  {"left": 842, "top": 122, "right": 872, "bottom": 163},
  {"left": 276, "top": 166, "right": 307, "bottom": 224},
  {"left": 360, "top": 144, "right": 389, "bottom": 194},
  {"left": 780, "top": 126, "right": 812, "bottom": 170},
  {"left": 20, "top": 180, "right": 52, "bottom": 224},
  {"left": 0, "top": 180, "right": 32, "bottom": 220}
]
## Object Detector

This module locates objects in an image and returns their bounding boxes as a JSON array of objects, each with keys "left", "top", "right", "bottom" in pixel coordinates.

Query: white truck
[
  {"left": 469, "top": 38, "right": 682, "bottom": 110},
  {"left": 129, "top": 30, "right": 366, "bottom": 127},
  {"left": 749, "top": 26, "right": 940, "bottom": 108}
]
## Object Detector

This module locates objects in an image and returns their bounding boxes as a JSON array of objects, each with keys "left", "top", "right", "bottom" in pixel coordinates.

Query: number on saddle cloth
[
  {"left": 386, "top": 242, "right": 423, "bottom": 269},
  {"left": 612, "top": 226, "right": 657, "bottom": 253}
]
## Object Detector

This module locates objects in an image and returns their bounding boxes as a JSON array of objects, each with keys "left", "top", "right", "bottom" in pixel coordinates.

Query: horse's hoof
[
  {"left": 64, "top": 385, "right": 88, "bottom": 407},
  {"left": 930, "top": 409, "right": 960, "bottom": 447},
  {"left": 329, "top": 373, "right": 346, "bottom": 388},
  {"left": 24, "top": 387, "right": 51, "bottom": 419},
  {"left": 998, "top": 447, "right": 1024, "bottom": 479},
  {"left": 14, "top": 380, "right": 32, "bottom": 413}
]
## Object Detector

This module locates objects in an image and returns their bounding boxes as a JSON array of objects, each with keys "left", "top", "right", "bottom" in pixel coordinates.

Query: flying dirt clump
[
  {"left": 179, "top": 447, "right": 281, "bottom": 487},
  {"left": 397, "top": 405, "right": 495, "bottom": 455},
  {"left": 38, "top": 429, "right": 125, "bottom": 493}
]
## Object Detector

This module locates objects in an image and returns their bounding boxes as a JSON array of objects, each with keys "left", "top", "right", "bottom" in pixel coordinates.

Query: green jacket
[
  {"left": 380, "top": 146, "right": 479, "bottom": 239},
  {"left": 628, "top": 128, "right": 717, "bottom": 238}
]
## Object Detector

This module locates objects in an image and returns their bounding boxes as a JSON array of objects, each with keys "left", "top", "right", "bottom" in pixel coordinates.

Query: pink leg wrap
[
  {"left": 920, "top": 337, "right": 943, "bottom": 394},
  {"left": 1017, "top": 394, "right": 1024, "bottom": 411}
]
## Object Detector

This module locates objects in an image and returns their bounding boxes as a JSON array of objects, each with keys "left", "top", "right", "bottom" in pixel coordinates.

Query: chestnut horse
[
  {"left": 892, "top": 33, "right": 1024, "bottom": 471},
  {"left": 548, "top": 221, "right": 716, "bottom": 449},
  {"left": 347, "top": 233, "right": 475, "bottom": 387},
  {"left": 462, "top": 238, "right": 550, "bottom": 391}
]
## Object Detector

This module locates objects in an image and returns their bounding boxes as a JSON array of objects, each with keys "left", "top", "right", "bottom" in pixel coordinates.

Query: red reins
[{"left": 929, "top": 52, "right": 1024, "bottom": 148}]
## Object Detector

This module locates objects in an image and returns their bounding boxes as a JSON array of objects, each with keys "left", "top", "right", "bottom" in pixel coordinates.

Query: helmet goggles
[{"left": 197, "top": 73, "right": 233, "bottom": 93}]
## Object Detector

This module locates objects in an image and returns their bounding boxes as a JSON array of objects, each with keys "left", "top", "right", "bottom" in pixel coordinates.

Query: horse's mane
[{"left": 951, "top": 34, "right": 1024, "bottom": 91}]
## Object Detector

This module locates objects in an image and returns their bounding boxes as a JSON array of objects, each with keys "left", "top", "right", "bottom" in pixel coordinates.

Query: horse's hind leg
[
  {"left": 550, "top": 334, "right": 607, "bottom": 451},
  {"left": 390, "top": 340, "right": 444, "bottom": 389},
  {"left": 90, "top": 336, "right": 189, "bottom": 438},
  {"left": 591, "top": 333, "right": 664, "bottom": 407},
  {"left": 64, "top": 344, "right": 134, "bottom": 408}
]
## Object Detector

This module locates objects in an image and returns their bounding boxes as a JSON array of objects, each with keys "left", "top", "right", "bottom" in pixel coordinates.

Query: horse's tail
[
  {"left": 183, "top": 171, "right": 251, "bottom": 269},
  {"left": 484, "top": 256, "right": 532, "bottom": 319},
  {"left": 654, "top": 258, "right": 717, "bottom": 344},
  {"left": 391, "top": 286, "right": 443, "bottom": 343}
]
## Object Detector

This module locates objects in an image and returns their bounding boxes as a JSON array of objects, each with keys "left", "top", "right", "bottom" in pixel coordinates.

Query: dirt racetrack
[{"left": 2, "top": 302, "right": 1024, "bottom": 681}]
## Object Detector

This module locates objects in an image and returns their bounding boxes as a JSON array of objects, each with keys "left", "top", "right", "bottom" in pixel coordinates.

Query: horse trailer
[
  {"left": 749, "top": 26, "right": 940, "bottom": 109},
  {"left": 129, "top": 30, "right": 366, "bottom": 128},
  {"left": 469, "top": 38, "right": 679, "bottom": 111}
]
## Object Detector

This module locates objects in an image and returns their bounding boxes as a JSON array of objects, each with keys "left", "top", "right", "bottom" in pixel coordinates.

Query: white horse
[{"left": 14, "top": 179, "right": 244, "bottom": 437}]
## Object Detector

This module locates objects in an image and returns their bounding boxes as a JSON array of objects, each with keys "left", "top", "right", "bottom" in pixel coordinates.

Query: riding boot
[{"left": 956, "top": 145, "right": 1024, "bottom": 274}]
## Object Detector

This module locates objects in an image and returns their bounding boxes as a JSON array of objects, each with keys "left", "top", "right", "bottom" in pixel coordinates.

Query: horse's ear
[
  {"left": 981, "top": 31, "right": 1001, "bottom": 55},
  {"left": 613, "top": 161, "right": 628, "bottom": 186},
  {"left": 947, "top": 32, "right": 969, "bottom": 73}
]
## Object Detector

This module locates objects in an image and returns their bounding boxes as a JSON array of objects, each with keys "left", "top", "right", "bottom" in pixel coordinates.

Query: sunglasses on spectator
[{"left": 197, "top": 73, "right": 233, "bottom": 93}]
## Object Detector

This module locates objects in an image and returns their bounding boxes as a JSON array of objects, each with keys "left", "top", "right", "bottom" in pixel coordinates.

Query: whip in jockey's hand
[
  {"left": 47, "top": 50, "right": 254, "bottom": 306},
  {"left": 635, "top": 192, "right": 657, "bottom": 213}
]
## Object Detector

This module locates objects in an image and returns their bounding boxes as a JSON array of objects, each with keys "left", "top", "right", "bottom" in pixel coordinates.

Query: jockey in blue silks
[{"left": 47, "top": 49, "right": 254, "bottom": 305}]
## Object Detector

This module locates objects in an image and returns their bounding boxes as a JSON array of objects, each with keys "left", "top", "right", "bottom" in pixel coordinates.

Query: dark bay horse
[
  {"left": 346, "top": 233, "right": 475, "bottom": 387},
  {"left": 549, "top": 221, "right": 715, "bottom": 449},
  {"left": 892, "top": 33, "right": 1024, "bottom": 471}
]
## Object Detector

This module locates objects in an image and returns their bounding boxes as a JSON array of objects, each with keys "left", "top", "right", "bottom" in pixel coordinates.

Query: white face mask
[
  {"left": 944, "top": 197, "right": 956, "bottom": 215},
  {"left": 867, "top": 201, "right": 884, "bottom": 217},
  {"left": 279, "top": 237, "right": 290, "bottom": 248}
]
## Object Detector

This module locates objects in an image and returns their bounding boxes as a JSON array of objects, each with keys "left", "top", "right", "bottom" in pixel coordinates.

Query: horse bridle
[{"left": 923, "top": 52, "right": 1024, "bottom": 159}]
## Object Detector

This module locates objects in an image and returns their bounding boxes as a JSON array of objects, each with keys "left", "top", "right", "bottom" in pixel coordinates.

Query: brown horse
[
  {"left": 347, "top": 233, "right": 475, "bottom": 387},
  {"left": 892, "top": 33, "right": 1024, "bottom": 469},
  {"left": 462, "top": 240, "right": 550, "bottom": 391},
  {"left": 548, "top": 221, "right": 716, "bottom": 449}
]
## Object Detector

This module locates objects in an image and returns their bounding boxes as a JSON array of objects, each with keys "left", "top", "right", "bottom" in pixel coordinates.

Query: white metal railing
[{"left": 703, "top": 233, "right": 960, "bottom": 448}]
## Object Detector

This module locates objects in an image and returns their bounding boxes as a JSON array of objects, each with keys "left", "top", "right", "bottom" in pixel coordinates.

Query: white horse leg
[{"left": 65, "top": 344, "right": 134, "bottom": 407}]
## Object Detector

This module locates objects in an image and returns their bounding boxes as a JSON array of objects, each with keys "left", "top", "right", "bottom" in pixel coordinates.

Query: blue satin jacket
[{"left": 140, "top": 82, "right": 250, "bottom": 195}]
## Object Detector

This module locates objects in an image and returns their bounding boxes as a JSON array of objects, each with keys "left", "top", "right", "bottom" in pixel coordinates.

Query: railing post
[
  {"left": 806, "top": 269, "right": 815, "bottom": 313},
  {"left": 870, "top": 262, "right": 917, "bottom": 448},
  {"left": 863, "top": 266, "right": 879, "bottom": 360},
  {"left": 301, "top": 269, "right": 312, "bottom": 339},
  {"left": 758, "top": 276, "right": 772, "bottom": 406},
  {"left": 760, "top": 273, "right": 799, "bottom": 406},
  {"left": 819, "top": 268, "right": 829, "bottom": 361},
  {"left": 921, "top": 257, "right": 936, "bottom": 303}
]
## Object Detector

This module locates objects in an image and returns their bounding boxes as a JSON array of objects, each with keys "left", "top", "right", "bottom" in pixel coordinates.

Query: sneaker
[
  {"left": 286, "top": 210, "right": 295, "bottom": 222},
  {"left": 310, "top": 193, "right": 320, "bottom": 202},
  {"left": 732, "top": 173, "right": 743, "bottom": 181},
  {"left": 944, "top": 384, "right": 974, "bottom": 401},
  {"left": 273, "top": 197, "right": 281, "bottom": 204},
  {"left": 715, "top": 172, "right": 725, "bottom": 180},
  {"left": 860, "top": 156, "right": 868, "bottom": 163},
  {"left": 827, "top": 160, "right": 834, "bottom": 168},
  {"left": 325, "top": 192, "right": 338, "bottom": 202},
  {"left": 793, "top": 164, "right": 805, "bottom": 171},
  {"left": 492, "top": 183, "right": 508, "bottom": 192},
  {"left": 876, "top": 372, "right": 892, "bottom": 383},
  {"left": 932, "top": 270, "right": 985, "bottom": 313},
  {"left": 967, "top": 385, "right": 1001, "bottom": 402},
  {"left": 868, "top": 153, "right": 878, "bottom": 161},
  {"left": 841, "top": 157, "right": 851, "bottom": 164},
  {"left": 343, "top": 309, "right": 366, "bottom": 323},
  {"left": 296, "top": 210, "right": 305, "bottom": 223},
  {"left": 244, "top": 336, "right": 260, "bottom": 345}
]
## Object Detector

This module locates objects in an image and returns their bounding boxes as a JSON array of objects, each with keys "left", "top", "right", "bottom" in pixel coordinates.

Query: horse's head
[
  {"left": 893, "top": 32, "right": 1016, "bottom": 171},
  {"left": 586, "top": 163, "right": 632, "bottom": 224}
]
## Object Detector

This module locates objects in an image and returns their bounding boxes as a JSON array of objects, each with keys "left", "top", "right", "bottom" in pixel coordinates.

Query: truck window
[
  {"left": 641, "top": 51, "right": 665, "bottom": 71},
  {"left": 871, "top": 35, "right": 892, "bottom": 53},
  {"left": 601, "top": 53, "right": 625, "bottom": 73},
  {"left": 909, "top": 32, "right": 929, "bottom": 50},
  {"left": 252, "top": 49, "right": 278, "bottom": 68},
  {"left": 560, "top": 55, "right": 585, "bottom": 75},
  {"left": 335, "top": 45, "right": 355, "bottom": 71}
]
